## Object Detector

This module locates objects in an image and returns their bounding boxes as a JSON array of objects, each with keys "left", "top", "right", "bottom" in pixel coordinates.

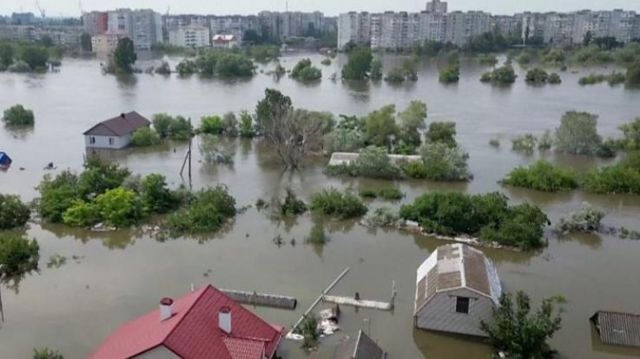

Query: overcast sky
[{"left": 1, "top": 0, "right": 639, "bottom": 17}]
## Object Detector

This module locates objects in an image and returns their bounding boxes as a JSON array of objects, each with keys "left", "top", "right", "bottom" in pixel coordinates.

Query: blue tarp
[{"left": 0, "top": 151, "right": 12, "bottom": 168}]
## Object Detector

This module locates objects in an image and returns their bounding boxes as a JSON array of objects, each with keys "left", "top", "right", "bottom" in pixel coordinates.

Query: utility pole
[{"left": 179, "top": 118, "right": 193, "bottom": 189}]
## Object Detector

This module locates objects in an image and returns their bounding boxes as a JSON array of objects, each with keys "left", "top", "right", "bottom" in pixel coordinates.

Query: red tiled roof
[
  {"left": 83, "top": 111, "right": 151, "bottom": 137},
  {"left": 90, "top": 285, "right": 285, "bottom": 359}
]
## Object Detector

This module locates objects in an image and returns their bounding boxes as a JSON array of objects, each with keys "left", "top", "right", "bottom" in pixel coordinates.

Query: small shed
[
  {"left": 414, "top": 243, "right": 502, "bottom": 337},
  {"left": 0, "top": 152, "right": 12, "bottom": 169},
  {"left": 83, "top": 111, "right": 151, "bottom": 149},
  {"left": 591, "top": 311, "right": 640, "bottom": 347},
  {"left": 334, "top": 330, "right": 386, "bottom": 359}
]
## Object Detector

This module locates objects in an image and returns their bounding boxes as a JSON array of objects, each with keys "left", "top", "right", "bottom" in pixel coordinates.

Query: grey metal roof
[
  {"left": 334, "top": 330, "right": 385, "bottom": 359},
  {"left": 83, "top": 111, "right": 150, "bottom": 137},
  {"left": 592, "top": 311, "right": 640, "bottom": 347}
]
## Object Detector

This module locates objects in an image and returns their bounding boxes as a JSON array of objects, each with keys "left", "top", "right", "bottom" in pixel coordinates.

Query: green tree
[
  {"left": 0, "top": 43, "right": 14, "bottom": 67},
  {"left": 554, "top": 111, "right": 603, "bottom": 155},
  {"left": 200, "top": 115, "right": 224, "bottom": 135},
  {"left": 37, "top": 171, "right": 80, "bottom": 223},
  {"left": 141, "top": 174, "right": 178, "bottom": 214},
  {"left": 238, "top": 111, "right": 256, "bottom": 138},
  {"left": 439, "top": 64, "right": 460, "bottom": 83},
  {"left": 425, "top": 121, "right": 457, "bottom": 147},
  {"left": 525, "top": 68, "right": 549, "bottom": 84},
  {"left": 419, "top": 142, "right": 471, "bottom": 181},
  {"left": 310, "top": 188, "right": 368, "bottom": 219},
  {"left": 80, "top": 33, "right": 92, "bottom": 52},
  {"left": 324, "top": 128, "right": 364, "bottom": 153},
  {"left": 95, "top": 187, "right": 143, "bottom": 227},
  {"left": 152, "top": 113, "right": 173, "bottom": 138},
  {"left": 502, "top": 160, "right": 579, "bottom": 192},
  {"left": 291, "top": 58, "right": 321, "bottom": 81},
  {"left": 78, "top": 157, "right": 130, "bottom": 199},
  {"left": 398, "top": 101, "right": 427, "bottom": 151},
  {"left": 167, "top": 186, "right": 236, "bottom": 235},
  {"left": 619, "top": 118, "right": 640, "bottom": 150},
  {"left": 341, "top": 47, "right": 372, "bottom": 80},
  {"left": 20, "top": 45, "right": 49, "bottom": 70},
  {"left": 113, "top": 37, "right": 137, "bottom": 73},
  {"left": 370, "top": 57, "right": 383, "bottom": 80},
  {"left": 215, "top": 52, "right": 255, "bottom": 77},
  {"left": 62, "top": 200, "right": 99, "bottom": 227},
  {"left": 0, "top": 234, "right": 39, "bottom": 277},
  {"left": 0, "top": 194, "right": 30, "bottom": 229},
  {"left": 364, "top": 105, "right": 398, "bottom": 149},
  {"left": 2, "top": 104, "right": 34, "bottom": 126},
  {"left": 627, "top": 60, "right": 640, "bottom": 87},
  {"left": 131, "top": 127, "right": 161, "bottom": 146},
  {"left": 33, "top": 348, "right": 64, "bottom": 359},
  {"left": 481, "top": 291, "right": 563, "bottom": 359}
]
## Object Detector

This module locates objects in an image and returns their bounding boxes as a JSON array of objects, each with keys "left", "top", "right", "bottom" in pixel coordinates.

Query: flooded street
[{"left": 1, "top": 53, "right": 640, "bottom": 358}]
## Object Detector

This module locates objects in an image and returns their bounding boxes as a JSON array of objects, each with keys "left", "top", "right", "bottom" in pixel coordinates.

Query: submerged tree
[
  {"left": 112, "top": 37, "right": 137, "bottom": 73},
  {"left": 481, "top": 291, "right": 564, "bottom": 359}
]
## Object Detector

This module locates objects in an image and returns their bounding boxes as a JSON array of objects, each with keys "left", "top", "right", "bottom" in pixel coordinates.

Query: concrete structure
[
  {"left": 328, "top": 152, "right": 421, "bottom": 167},
  {"left": 210, "top": 15, "right": 259, "bottom": 42},
  {"left": 426, "top": 0, "right": 447, "bottom": 14},
  {"left": 84, "top": 112, "right": 151, "bottom": 150},
  {"left": 169, "top": 25, "right": 210, "bottom": 48},
  {"left": 82, "top": 11, "right": 109, "bottom": 36},
  {"left": 414, "top": 244, "right": 502, "bottom": 337},
  {"left": 90, "top": 285, "right": 285, "bottom": 359},
  {"left": 337, "top": 12, "right": 371, "bottom": 49},
  {"left": 91, "top": 33, "right": 122, "bottom": 60},
  {"left": 258, "top": 11, "right": 325, "bottom": 41},
  {"left": 104, "top": 9, "right": 162, "bottom": 51}
]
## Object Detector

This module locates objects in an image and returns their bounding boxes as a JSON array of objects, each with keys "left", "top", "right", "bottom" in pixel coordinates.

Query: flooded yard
[{"left": 1, "top": 53, "right": 640, "bottom": 358}]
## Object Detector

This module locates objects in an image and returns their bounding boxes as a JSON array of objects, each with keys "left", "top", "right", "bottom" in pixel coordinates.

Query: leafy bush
[
  {"left": 200, "top": 115, "right": 224, "bottom": 135},
  {"left": 324, "top": 128, "right": 364, "bottom": 153},
  {"left": 619, "top": 118, "right": 640, "bottom": 150},
  {"left": 131, "top": 127, "right": 161, "bottom": 146},
  {"left": 384, "top": 67, "right": 407, "bottom": 83},
  {"left": 502, "top": 160, "right": 579, "bottom": 192},
  {"left": 199, "top": 134, "right": 234, "bottom": 164},
  {"left": 78, "top": 157, "right": 130, "bottom": 199},
  {"left": 291, "top": 58, "right": 322, "bottom": 81},
  {"left": 555, "top": 111, "right": 603, "bottom": 155},
  {"left": 477, "top": 54, "right": 498, "bottom": 66},
  {"left": 627, "top": 60, "right": 640, "bottom": 87},
  {"left": 0, "top": 194, "right": 30, "bottom": 229},
  {"left": 310, "top": 188, "right": 368, "bottom": 219},
  {"left": 538, "top": 130, "right": 553, "bottom": 150},
  {"left": 62, "top": 200, "right": 99, "bottom": 227},
  {"left": 370, "top": 57, "right": 383, "bottom": 80},
  {"left": 2, "top": 104, "right": 34, "bottom": 126},
  {"left": 326, "top": 147, "right": 403, "bottom": 180},
  {"left": 154, "top": 61, "right": 171, "bottom": 75},
  {"left": 152, "top": 114, "right": 193, "bottom": 141},
  {"left": 95, "top": 187, "right": 143, "bottom": 227},
  {"left": 365, "top": 206, "right": 400, "bottom": 228},
  {"left": 548, "top": 73, "right": 562, "bottom": 84},
  {"left": 583, "top": 153, "right": 640, "bottom": 194},
  {"left": 579, "top": 72, "right": 626, "bottom": 86},
  {"left": 167, "top": 186, "right": 236, "bottom": 235},
  {"left": 525, "top": 68, "right": 549, "bottom": 84},
  {"left": 37, "top": 171, "right": 80, "bottom": 223},
  {"left": 359, "top": 187, "right": 403, "bottom": 201},
  {"left": 141, "top": 174, "right": 179, "bottom": 214},
  {"left": 555, "top": 203, "right": 605, "bottom": 234},
  {"left": 0, "top": 234, "right": 39, "bottom": 277},
  {"left": 480, "top": 65, "right": 516, "bottom": 84},
  {"left": 489, "top": 138, "right": 500, "bottom": 147},
  {"left": 438, "top": 64, "right": 460, "bottom": 83},
  {"left": 238, "top": 111, "right": 256, "bottom": 138},
  {"left": 341, "top": 47, "right": 372, "bottom": 80},
  {"left": 425, "top": 121, "right": 457, "bottom": 147},
  {"left": 33, "top": 348, "right": 65, "bottom": 359},
  {"left": 279, "top": 189, "right": 307, "bottom": 216},
  {"left": 400, "top": 192, "right": 549, "bottom": 250},
  {"left": 418, "top": 142, "right": 471, "bottom": 181},
  {"left": 7, "top": 60, "right": 31, "bottom": 73}
]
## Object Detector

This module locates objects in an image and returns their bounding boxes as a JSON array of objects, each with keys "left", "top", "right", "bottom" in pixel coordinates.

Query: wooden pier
[{"left": 222, "top": 289, "right": 297, "bottom": 310}]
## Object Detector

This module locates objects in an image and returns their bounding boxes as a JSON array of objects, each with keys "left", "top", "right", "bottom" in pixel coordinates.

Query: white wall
[
  {"left": 85, "top": 134, "right": 131, "bottom": 149},
  {"left": 134, "top": 345, "right": 180, "bottom": 359},
  {"left": 416, "top": 288, "right": 495, "bottom": 337}
]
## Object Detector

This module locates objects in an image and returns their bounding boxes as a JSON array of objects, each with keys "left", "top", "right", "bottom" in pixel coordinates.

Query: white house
[
  {"left": 212, "top": 34, "right": 239, "bottom": 49},
  {"left": 84, "top": 111, "right": 151, "bottom": 149},
  {"left": 414, "top": 243, "right": 502, "bottom": 337}
]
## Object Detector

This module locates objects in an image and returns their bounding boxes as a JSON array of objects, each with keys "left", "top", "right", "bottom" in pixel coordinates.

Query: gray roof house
[
  {"left": 591, "top": 311, "right": 640, "bottom": 348},
  {"left": 334, "top": 330, "right": 386, "bottom": 359},
  {"left": 84, "top": 112, "right": 151, "bottom": 149},
  {"left": 414, "top": 243, "right": 502, "bottom": 337}
]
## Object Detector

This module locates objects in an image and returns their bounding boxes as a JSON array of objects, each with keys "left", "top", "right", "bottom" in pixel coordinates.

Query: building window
[
  {"left": 109, "top": 137, "right": 114, "bottom": 145},
  {"left": 90, "top": 136, "right": 96, "bottom": 144},
  {"left": 456, "top": 296, "right": 470, "bottom": 314}
]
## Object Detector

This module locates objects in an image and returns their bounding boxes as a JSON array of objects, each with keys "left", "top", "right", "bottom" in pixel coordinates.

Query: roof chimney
[
  {"left": 160, "top": 297, "right": 174, "bottom": 321},
  {"left": 120, "top": 113, "right": 126, "bottom": 119},
  {"left": 219, "top": 306, "right": 232, "bottom": 334}
]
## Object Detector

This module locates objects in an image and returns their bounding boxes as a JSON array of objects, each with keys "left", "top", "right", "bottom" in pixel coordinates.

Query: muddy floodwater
[{"left": 1, "top": 53, "right": 640, "bottom": 358}]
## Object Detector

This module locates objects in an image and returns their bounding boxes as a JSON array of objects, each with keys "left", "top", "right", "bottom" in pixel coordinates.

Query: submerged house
[
  {"left": 334, "top": 329, "right": 386, "bottom": 359},
  {"left": 414, "top": 243, "right": 502, "bottom": 337},
  {"left": 0, "top": 151, "right": 12, "bottom": 169},
  {"left": 91, "top": 284, "right": 285, "bottom": 359},
  {"left": 84, "top": 111, "right": 151, "bottom": 149}
]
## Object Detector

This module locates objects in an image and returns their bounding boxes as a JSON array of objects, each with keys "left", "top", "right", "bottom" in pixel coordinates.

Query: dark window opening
[{"left": 456, "top": 296, "right": 470, "bottom": 314}]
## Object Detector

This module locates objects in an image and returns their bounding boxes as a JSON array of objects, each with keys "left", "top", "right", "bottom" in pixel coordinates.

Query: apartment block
[{"left": 169, "top": 25, "right": 210, "bottom": 48}]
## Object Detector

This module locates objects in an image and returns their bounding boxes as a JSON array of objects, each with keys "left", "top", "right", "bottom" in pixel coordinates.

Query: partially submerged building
[
  {"left": 84, "top": 111, "right": 151, "bottom": 149},
  {"left": 90, "top": 284, "right": 285, "bottom": 359},
  {"left": 414, "top": 243, "right": 502, "bottom": 337},
  {"left": 334, "top": 330, "right": 386, "bottom": 359},
  {"left": 591, "top": 311, "right": 640, "bottom": 348}
]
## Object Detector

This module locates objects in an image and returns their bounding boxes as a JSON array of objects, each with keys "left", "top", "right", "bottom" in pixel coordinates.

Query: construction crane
[
  {"left": 79, "top": 0, "right": 85, "bottom": 15},
  {"left": 35, "top": 0, "right": 45, "bottom": 18}
]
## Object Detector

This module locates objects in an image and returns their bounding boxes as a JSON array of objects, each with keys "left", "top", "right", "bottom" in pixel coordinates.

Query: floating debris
[{"left": 47, "top": 254, "right": 67, "bottom": 268}]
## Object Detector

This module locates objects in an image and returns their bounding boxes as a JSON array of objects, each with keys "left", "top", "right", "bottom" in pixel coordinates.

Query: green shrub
[
  {"left": 279, "top": 189, "right": 307, "bottom": 216},
  {"left": 538, "top": 130, "right": 553, "bottom": 150},
  {"left": 291, "top": 58, "right": 322, "bottom": 81},
  {"left": 489, "top": 138, "right": 500, "bottom": 147},
  {"left": 583, "top": 161, "right": 640, "bottom": 194},
  {"left": 555, "top": 111, "right": 603, "bottom": 155},
  {"left": 439, "top": 64, "right": 460, "bottom": 83},
  {"left": 321, "top": 58, "right": 331, "bottom": 66},
  {"left": 0, "top": 194, "right": 30, "bottom": 229},
  {"left": 37, "top": 171, "right": 80, "bottom": 223},
  {"left": 0, "top": 234, "right": 39, "bottom": 277},
  {"left": 548, "top": 73, "right": 562, "bottom": 84},
  {"left": 131, "top": 127, "right": 161, "bottom": 146},
  {"left": 310, "top": 188, "right": 368, "bottom": 219},
  {"left": 325, "top": 147, "right": 403, "bottom": 180},
  {"left": 555, "top": 203, "right": 605, "bottom": 234},
  {"left": 400, "top": 192, "right": 549, "bottom": 250},
  {"left": 62, "top": 200, "right": 99, "bottom": 227},
  {"left": 78, "top": 157, "right": 131, "bottom": 199},
  {"left": 141, "top": 174, "right": 179, "bottom": 214},
  {"left": 502, "top": 160, "right": 579, "bottom": 192},
  {"left": 607, "top": 71, "right": 626, "bottom": 86},
  {"left": 481, "top": 65, "right": 516, "bottom": 84},
  {"left": 365, "top": 206, "right": 400, "bottom": 228},
  {"left": 377, "top": 187, "right": 404, "bottom": 200},
  {"left": 384, "top": 67, "right": 406, "bottom": 82},
  {"left": 2, "top": 104, "right": 34, "bottom": 126},
  {"left": 418, "top": 142, "right": 471, "bottom": 181},
  {"left": 167, "top": 186, "right": 236, "bottom": 235},
  {"left": 525, "top": 68, "right": 549, "bottom": 84},
  {"left": 511, "top": 134, "right": 537, "bottom": 154},
  {"left": 200, "top": 115, "right": 224, "bottom": 135},
  {"left": 425, "top": 121, "right": 457, "bottom": 147},
  {"left": 95, "top": 187, "right": 143, "bottom": 227},
  {"left": 7, "top": 60, "right": 31, "bottom": 73},
  {"left": 359, "top": 189, "right": 378, "bottom": 198},
  {"left": 627, "top": 60, "right": 640, "bottom": 86},
  {"left": 152, "top": 113, "right": 193, "bottom": 140},
  {"left": 238, "top": 111, "right": 256, "bottom": 138},
  {"left": 477, "top": 54, "right": 498, "bottom": 66},
  {"left": 619, "top": 118, "right": 640, "bottom": 150},
  {"left": 399, "top": 160, "right": 430, "bottom": 179},
  {"left": 33, "top": 348, "right": 64, "bottom": 359},
  {"left": 324, "top": 128, "right": 364, "bottom": 153}
]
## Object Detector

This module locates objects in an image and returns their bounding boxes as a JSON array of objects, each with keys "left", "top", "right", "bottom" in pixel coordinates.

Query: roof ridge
[{"left": 163, "top": 286, "right": 212, "bottom": 352}]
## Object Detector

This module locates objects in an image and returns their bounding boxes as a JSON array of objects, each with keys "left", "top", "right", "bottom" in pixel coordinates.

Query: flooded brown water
[{"left": 1, "top": 53, "right": 640, "bottom": 358}]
